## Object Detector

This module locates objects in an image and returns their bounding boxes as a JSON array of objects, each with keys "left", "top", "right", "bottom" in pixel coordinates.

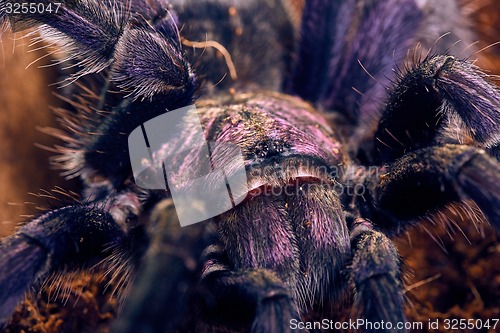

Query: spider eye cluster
[{"left": 253, "top": 139, "right": 291, "bottom": 159}]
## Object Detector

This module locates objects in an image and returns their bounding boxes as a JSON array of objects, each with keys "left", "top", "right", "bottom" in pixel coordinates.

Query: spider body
[
  {"left": 0, "top": 1, "right": 499, "bottom": 333},
  {"left": 197, "top": 92, "right": 349, "bottom": 304}
]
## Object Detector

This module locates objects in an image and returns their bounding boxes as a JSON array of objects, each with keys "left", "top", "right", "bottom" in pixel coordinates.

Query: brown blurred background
[{"left": 0, "top": 31, "right": 65, "bottom": 237}]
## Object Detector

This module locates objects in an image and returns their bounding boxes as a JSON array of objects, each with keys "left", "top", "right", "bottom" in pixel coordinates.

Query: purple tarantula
[{"left": 0, "top": 0, "right": 499, "bottom": 332}]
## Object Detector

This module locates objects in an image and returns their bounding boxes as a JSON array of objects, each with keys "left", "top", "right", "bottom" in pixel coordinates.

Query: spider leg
[
  {"left": 1, "top": 0, "right": 196, "bottom": 180},
  {"left": 363, "top": 144, "right": 500, "bottom": 232},
  {"left": 350, "top": 220, "right": 405, "bottom": 332},
  {"left": 115, "top": 198, "right": 302, "bottom": 333},
  {"left": 287, "top": 0, "right": 479, "bottom": 161},
  {"left": 0, "top": 204, "right": 123, "bottom": 323},
  {"left": 288, "top": 0, "right": 475, "bottom": 118},
  {"left": 198, "top": 265, "right": 302, "bottom": 333},
  {"left": 287, "top": 0, "right": 422, "bottom": 121},
  {"left": 113, "top": 199, "right": 208, "bottom": 333},
  {"left": 1, "top": 0, "right": 191, "bottom": 91},
  {"left": 374, "top": 55, "right": 500, "bottom": 163}
]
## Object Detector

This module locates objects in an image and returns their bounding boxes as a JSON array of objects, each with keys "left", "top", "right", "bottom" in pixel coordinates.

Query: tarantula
[{"left": 0, "top": 0, "right": 499, "bottom": 332}]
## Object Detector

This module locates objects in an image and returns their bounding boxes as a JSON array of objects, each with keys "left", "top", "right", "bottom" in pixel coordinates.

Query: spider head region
[{"left": 195, "top": 92, "right": 347, "bottom": 199}]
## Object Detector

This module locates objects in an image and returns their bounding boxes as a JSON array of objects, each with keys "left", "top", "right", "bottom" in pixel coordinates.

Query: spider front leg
[
  {"left": 287, "top": 0, "right": 422, "bottom": 121},
  {"left": 0, "top": 204, "right": 124, "bottom": 323},
  {"left": 0, "top": 0, "right": 196, "bottom": 180},
  {"left": 350, "top": 220, "right": 405, "bottom": 333},
  {"left": 113, "top": 199, "right": 208, "bottom": 333},
  {"left": 197, "top": 263, "right": 302, "bottom": 333},
  {"left": 116, "top": 198, "right": 303, "bottom": 333},
  {"left": 374, "top": 55, "right": 500, "bottom": 163},
  {"left": 363, "top": 144, "right": 500, "bottom": 232},
  {"left": 367, "top": 53, "right": 500, "bottom": 230}
]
